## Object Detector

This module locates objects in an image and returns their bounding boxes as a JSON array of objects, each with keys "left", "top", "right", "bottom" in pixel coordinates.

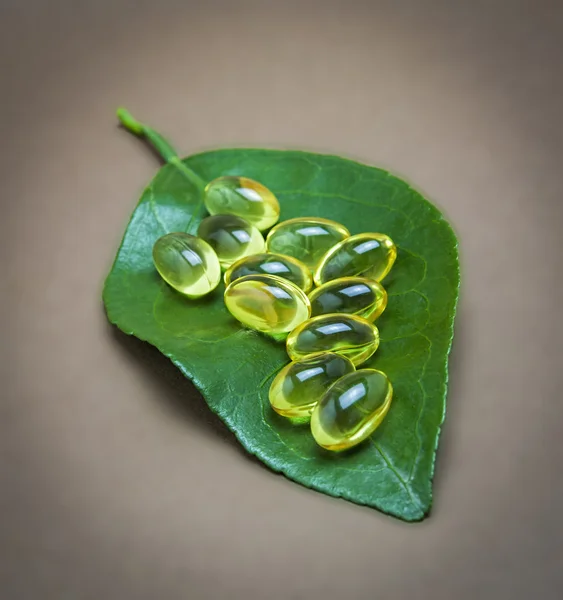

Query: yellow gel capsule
[
  {"left": 197, "top": 214, "right": 265, "bottom": 269},
  {"left": 224, "top": 253, "right": 312, "bottom": 292},
  {"left": 266, "top": 217, "right": 350, "bottom": 270},
  {"left": 311, "top": 369, "right": 393, "bottom": 451},
  {"left": 314, "top": 233, "right": 397, "bottom": 286},
  {"left": 224, "top": 274, "right": 311, "bottom": 334},
  {"left": 308, "top": 277, "right": 388, "bottom": 322},
  {"left": 286, "top": 313, "right": 379, "bottom": 366},
  {"left": 204, "top": 176, "right": 280, "bottom": 231},
  {"left": 269, "top": 353, "right": 356, "bottom": 419},
  {"left": 152, "top": 232, "right": 221, "bottom": 298}
]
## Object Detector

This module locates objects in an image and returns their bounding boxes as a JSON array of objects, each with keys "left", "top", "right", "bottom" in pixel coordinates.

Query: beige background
[{"left": 2, "top": 0, "right": 562, "bottom": 598}]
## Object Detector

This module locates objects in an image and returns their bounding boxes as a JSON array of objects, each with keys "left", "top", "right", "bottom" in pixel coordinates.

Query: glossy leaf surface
[{"left": 104, "top": 139, "right": 459, "bottom": 521}]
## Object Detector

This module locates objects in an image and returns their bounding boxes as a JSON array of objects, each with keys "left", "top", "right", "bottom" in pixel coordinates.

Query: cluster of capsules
[{"left": 152, "top": 175, "right": 397, "bottom": 452}]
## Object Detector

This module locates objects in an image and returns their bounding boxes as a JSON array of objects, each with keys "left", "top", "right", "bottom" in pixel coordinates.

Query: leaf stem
[{"left": 116, "top": 107, "right": 206, "bottom": 192}]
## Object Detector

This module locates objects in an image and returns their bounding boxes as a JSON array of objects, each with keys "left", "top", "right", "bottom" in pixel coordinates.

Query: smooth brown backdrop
[{"left": 2, "top": 1, "right": 562, "bottom": 598}]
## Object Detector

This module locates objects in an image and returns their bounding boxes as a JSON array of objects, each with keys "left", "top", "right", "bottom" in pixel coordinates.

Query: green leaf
[{"left": 104, "top": 111, "right": 459, "bottom": 521}]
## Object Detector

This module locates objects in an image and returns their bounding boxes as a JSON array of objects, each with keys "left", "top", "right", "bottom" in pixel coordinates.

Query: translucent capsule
[
  {"left": 152, "top": 232, "right": 221, "bottom": 298},
  {"left": 269, "top": 353, "right": 356, "bottom": 419},
  {"left": 224, "top": 274, "right": 311, "bottom": 334},
  {"left": 266, "top": 217, "right": 350, "bottom": 270},
  {"left": 224, "top": 253, "right": 312, "bottom": 292},
  {"left": 309, "top": 277, "right": 387, "bottom": 322},
  {"left": 197, "top": 214, "right": 265, "bottom": 269},
  {"left": 314, "top": 233, "right": 397, "bottom": 286},
  {"left": 311, "top": 369, "right": 393, "bottom": 451},
  {"left": 204, "top": 176, "right": 280, "bottom": 231},
  {"left": 286, "top": 313, "right": 379, "bottom": 366}
]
